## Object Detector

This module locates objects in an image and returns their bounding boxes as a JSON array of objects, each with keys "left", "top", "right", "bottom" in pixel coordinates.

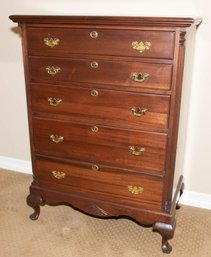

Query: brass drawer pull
[
  {"left": 46, "top": 66, "right": 61, "bottom": 76},
  {"left": 132, "top": 41, "right": 151, "bottom": 53},
  {"left": 49, "top": 134, "right": 64, "bottom": 144},
  {"left": 43, "top": 37, "right": 60, "bottom": 48},
  {"left": 91, "top": 126, "right": 99, "bottom": 132},
  {"left": 48, "top": 97, "right": 62, "bottom": 106},
  {"left": 91, "top": 165, "right": 99, "bottom": 171},
  {"left": 128, "top": 185, "right": 144, "bottom": 195},
  {"left": 131, "top": 72, "right": 149, "bottom": 83},
  {"left": 129, "top": 146, "right": 145, "bottom": 156},
  {"left": 131, "top": 107, "right": 148, "bottom": 117},
  {"left": 90, "top": 31, "right": 98, "bottom": 38},
  {"left": 90, "top": 61, "right": 98, "bottom": 68},
  {"left": 91, "top": 89, "right": 99, "bottom": 96},
  {"left": 52, "top": 170, "right": 66, "bottom": 179}
]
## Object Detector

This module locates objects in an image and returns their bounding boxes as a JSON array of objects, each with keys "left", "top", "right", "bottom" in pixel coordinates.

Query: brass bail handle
[
  {"left": 43, "top": 37, "right": 60, "bottom": 48},
  {"left": 131, "top": 72, "right": 149, "bottom": 83},
  {"left": 48, "top": 97, "right": 62, "bottom": 106},
  {"left": 131, "top": 107, "right": 148, "bottom": 117},
  {"left": 128, "top": 185, "right": 144, "bottom": 195},
  {"left": 132, "top": 41, "right": 151, "bottom": 53},
  {"left": 49, "top": 134, "right": 64, "bottom": 144},
  {"left": 46, "top": 66, "right": 61, "bottom": 76},
  {"left": 52, "top": 170, "right": 66, "bottom": 179},
  {"left": 129, "top": 146, "right": 145, "bottom": 156}
]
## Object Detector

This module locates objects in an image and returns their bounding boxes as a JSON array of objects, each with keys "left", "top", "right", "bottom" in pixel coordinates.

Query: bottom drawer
[{"left": 35, "top": 158, "right": 163, "bottom": 211}]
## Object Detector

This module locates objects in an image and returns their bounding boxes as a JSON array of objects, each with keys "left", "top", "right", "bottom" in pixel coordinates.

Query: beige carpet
[{"left": 0, "top": 168, "right": 211, "bottom": 257}]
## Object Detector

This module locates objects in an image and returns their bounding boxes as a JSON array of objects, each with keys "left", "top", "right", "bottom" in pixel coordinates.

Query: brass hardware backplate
[
  {"left": 43, "top": 37, "right": 60, "bottom": 48},
  {"left": 128, "top": 185, "right": 144, "bottom": 195},
  {"left": 46, "top": 66, "right": 61, "bottom": 76},
  {"left": 52, "top": 170, "right": 66, "bottom": 179},
  {"left": 48, "top": 97, "right": 62, "bottom": 106},
  {"left": 49, "top": 134, "right": 64, "bottom": 144},
  {"left": 129, "top": 146, "right": 145, "bottom": 156},
  {"left": 131, "top": 107, "right": 148, "bottom": 117},
  {"left": 131, "top": 72, "right": 149, "bottom": 83},
  {"left": 132, "top": 41, "right": 151, "bottom": 53}
]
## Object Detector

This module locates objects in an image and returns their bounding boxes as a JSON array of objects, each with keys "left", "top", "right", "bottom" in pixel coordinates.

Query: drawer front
[
  {"left": 35, "top": 158, "right": 163, "bottom": 211},
  {"left": 31, "top": 84, "right": 170, "bottom": 130},
  {"left": 29, "top": 57, "right": 172, "bottom": 91},
  {"left": 32, "top": 118, "right": 167, "bottom": 175},
  {"left": 27, "top": 28, "right": 175, "bottom": 59}
]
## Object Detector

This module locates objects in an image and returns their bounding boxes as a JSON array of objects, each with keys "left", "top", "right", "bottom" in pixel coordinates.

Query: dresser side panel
[
  {"left": 163, "top": 26, "right": 197, "bottom": 208},
  {"left": 173, "top": 26, "right": 197, "bottom": 191}
]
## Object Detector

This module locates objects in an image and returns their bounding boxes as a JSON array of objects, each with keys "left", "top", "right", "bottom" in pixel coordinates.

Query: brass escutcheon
[
  {"left": 90, "top": 61, "right": 98, "bottom": 68},
  {"left": 91, "top": 89, "right": 99, "bottom": 96},
  {"left": 90, "top": 31, "right": 98, "bottom": 38},
  {"left": 91, "top": 126, "right": 99, "bottom": 132},
  {"left": 91, "top": 165, "right": 99, "bottom": 171}
]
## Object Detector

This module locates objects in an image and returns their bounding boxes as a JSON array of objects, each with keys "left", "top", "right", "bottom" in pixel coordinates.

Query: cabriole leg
[
  {"left": 153, "top": 219, "right": 176, "bottom": 254},
  {"left": 26, "top": 194, "right": 44, "bottom": 220}
]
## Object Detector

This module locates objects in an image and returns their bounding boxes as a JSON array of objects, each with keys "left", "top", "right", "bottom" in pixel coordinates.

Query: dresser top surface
[{"left": 9, "top": 15, "right": 202, "bottom": 28}]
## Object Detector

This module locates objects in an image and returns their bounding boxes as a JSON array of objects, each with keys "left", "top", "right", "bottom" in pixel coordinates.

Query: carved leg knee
[
  {"left": 153, "top": 219, "right": 176, "bottom": 254},
  {"left": 26, "top": 194, "right": 44, "bottom": 220}
]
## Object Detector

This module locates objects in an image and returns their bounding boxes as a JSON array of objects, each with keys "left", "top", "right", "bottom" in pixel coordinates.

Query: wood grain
[
  {"left": 29, "top": 57, "right": 173, "bottom": 90},
  {"left": 31, "top": 84, "right": 170, "bottom": 131},
  {"left": 27, "top": 28, "right": 175, "bottom": 59},
  {"left": 35, "top": 157, "right": 163, "bottom": 211},
  {"left": 32, "top": 117, "right": 167, "bottom": 174}
]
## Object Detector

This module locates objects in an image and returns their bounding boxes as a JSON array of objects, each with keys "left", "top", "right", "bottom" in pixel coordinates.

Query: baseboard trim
[
  {"left": 0, "top": 156, "right": 32, "bottom": 174},
  {"left": 0, "top": 156, "right": 210, "bottom": 210},
  {"left": 180, "top": 190, "right": 211, "bottom": 210}
]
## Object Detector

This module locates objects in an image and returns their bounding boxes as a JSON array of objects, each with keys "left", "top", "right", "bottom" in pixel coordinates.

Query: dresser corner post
[
  {"left": 26, "top": 193, "right": 45, "bottom": 220},
  {"left": 153, "top": 218, "right": 176, "bottom": 254}
]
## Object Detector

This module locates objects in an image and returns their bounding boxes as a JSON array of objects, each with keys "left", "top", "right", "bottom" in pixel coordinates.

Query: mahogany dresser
[{"left": 10, "top": 15, "right": 202, "bottom": 253}]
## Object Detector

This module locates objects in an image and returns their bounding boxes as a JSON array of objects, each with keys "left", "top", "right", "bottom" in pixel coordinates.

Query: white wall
[{"left": 1, "top": 0, "right": 211, "bottom": 196}]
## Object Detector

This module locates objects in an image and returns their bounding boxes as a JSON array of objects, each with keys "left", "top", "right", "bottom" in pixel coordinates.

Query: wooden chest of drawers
[{"left": 10, "top": 15, "right": 202, "bottom": 253}]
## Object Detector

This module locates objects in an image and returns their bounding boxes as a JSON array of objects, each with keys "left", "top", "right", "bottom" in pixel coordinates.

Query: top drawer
[{"left": 27, "top": 28, "right": 175, "bottom": 59}]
